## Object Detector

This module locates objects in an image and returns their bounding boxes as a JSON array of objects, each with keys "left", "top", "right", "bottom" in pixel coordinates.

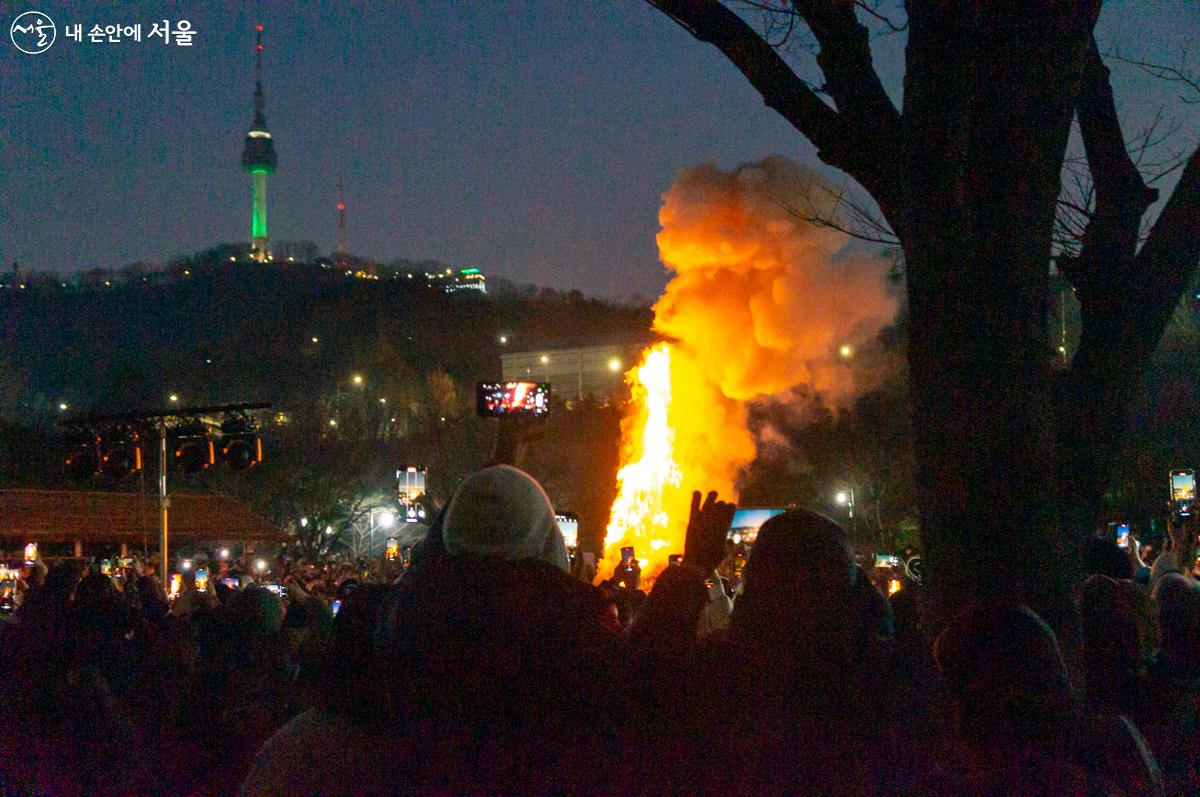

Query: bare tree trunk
[{"left": 901, "top": 7, "right": 1092, "bottom": 634}]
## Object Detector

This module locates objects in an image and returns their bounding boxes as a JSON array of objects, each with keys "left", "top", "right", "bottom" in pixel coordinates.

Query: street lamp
[
  {"left": 835, "top": 487, "right": 855, "bottom": 520},
  {"left": 169, "top": 394, "right": 180, "bottom": 404},
  {"left": 358, "top": 507, "right": 397, "bottom": 558},
  {"left": 352, "top": 374, "right": 363, "bottom": 386}
]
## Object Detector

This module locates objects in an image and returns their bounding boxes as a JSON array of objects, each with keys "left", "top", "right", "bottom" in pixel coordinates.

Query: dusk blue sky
[{"left": 2, "top": 1, "right": 1196, "bottom": 299}]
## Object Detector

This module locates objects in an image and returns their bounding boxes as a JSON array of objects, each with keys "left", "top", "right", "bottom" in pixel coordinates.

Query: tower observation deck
[{"left": 241, "top": 24, "right": 277, "bottom": 263}]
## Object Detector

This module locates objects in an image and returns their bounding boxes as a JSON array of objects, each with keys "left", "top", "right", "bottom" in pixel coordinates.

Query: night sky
[{"left": 2, "top": 1, "right": 1196, "bottom": 299}]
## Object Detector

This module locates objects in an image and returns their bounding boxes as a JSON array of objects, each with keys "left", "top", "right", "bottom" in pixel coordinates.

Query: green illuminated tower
[{"left": 241, "top": 24, "right": 277, "bottom": 263}]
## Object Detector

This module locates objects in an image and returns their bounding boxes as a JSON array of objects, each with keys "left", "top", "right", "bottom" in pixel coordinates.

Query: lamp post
[
  {"left": 360, "top": 507, "right": 395, "bottom": 558},
  {"left": 835, "top": 487, "right": 857, "bottom": 541}
]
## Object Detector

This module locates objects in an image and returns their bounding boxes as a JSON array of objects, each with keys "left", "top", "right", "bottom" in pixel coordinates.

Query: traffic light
[
  {"left": 65, "top": 431, "right": 101, "bottom": 481},
  {"left": 99, "top": 426, "right": 143, "bottom": 479},
  {"left": 172, "top": 421, "right": 215, "bottom": 473},
  {"left": 219, "top": 417, "right": 262, "bottom": 471}
]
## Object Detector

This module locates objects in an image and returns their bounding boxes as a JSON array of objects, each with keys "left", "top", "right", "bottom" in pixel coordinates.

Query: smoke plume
[{"left": 601, "top": 157, "right": 897, "bottom": 578}]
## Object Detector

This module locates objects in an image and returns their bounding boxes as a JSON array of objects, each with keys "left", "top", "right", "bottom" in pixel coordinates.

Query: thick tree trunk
[{"left": 901, "top": 7, "right": 1093, "bottom": 635}]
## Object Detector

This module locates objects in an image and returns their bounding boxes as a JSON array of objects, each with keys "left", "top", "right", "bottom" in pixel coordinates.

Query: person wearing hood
[
  {"left": 625, "top": 495, "right": 898, "bottom": 795},
  {"left": 367, "top": 464, "right": 622, "bottom": 795}
]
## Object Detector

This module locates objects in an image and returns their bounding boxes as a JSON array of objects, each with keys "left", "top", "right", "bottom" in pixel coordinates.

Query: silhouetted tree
[{"left": 647, "top": 0, "right": 1200, "bottom": 630}]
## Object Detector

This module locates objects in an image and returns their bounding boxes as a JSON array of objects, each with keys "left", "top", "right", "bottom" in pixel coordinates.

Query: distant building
[
  {"left": 408, "top": 266, "right": 487, "bottom": 294},
  {"left": 501, "top": 334, "right": 656, "bottom": 400},
  {"left": 447, "top": 268, "right": 486, "bottom": 294}
]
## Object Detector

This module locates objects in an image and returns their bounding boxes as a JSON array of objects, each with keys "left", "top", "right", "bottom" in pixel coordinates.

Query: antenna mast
[{"left": 336, "top": 177, "right": 347, "bottom": 256}]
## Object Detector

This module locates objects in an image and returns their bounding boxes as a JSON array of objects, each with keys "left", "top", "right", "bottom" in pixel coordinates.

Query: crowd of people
[{"left": 1, "top": 463, "right": 1199, "bottom": 795}]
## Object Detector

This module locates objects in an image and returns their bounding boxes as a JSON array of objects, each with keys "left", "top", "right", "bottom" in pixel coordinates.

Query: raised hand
[
  {"left": 486, "top": 414, "right": 546, "bottom": 468},
  {"left": 683, "top": 490, "right": 736, "bottom": 575}
]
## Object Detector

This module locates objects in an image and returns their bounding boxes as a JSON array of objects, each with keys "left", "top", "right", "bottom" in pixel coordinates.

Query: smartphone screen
[
  {"left": 476, "top": 382, "right": 551, "bottom": 418},
  {"left": 221, "top": 576, "right": 239, "bottom": 590},
  {"left": 1115, "top": 523, "right": 1131, "bottom": 549},
  {"left": 100, "top": 559, "right": 112, "bottom": 575},
  {"left": 875, "top": 553, "right": 901, "bottom": 568},
  {"left": 331, "top": 599, "right": 342, "bottom": 616},
  {"left": 386, "top": 538, "right": 400, "bottom": 561},
  {"left": 264, "top": 583, "right": 285, "bottom": 598},
  {"left": 23, "top": 543, "right": 36, "bottom": 566},
  {"left": 621, "top": 546, "right": 635, "bottom": 566},
  {"left": 555, "top": 514, "right": 579, "bottom": 548},
  {"left": 194, "top": 568, "right": 209, "bottom": 592},
  {"left": 668, "top": 554, "right": 683, "bottom": 566},
  {"left": 1171, "top": 469, "right": 1196, "bottom": 515},
  {"left": 169, "top": 573, "right": 182, "bottom": 598}
]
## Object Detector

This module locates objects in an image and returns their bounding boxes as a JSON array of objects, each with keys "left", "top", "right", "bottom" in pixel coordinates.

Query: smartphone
[
  {"left": 875, "top": 553, "right": 901, "bottom": 568},
  {"left": 194, "top": 568, "right": 209, "bottom": 592},
  {"left": 116, "top": 557, "right": 133, "bottom": 569},
  {"left": 620, "top": 546, "right": 635, "bottom": 568},
  {"left": 401, "top": 545, "right": 413, "bottom": 566},
  {"left": 555, "top": 513, "right": 579, "bottom": 548},
  {"left": 221, "top": 576, "right": 240, "bottom": 590},
  {"left": 100, "top": 559, "right": 112, "bottom": 575},
  {"left": 668, "top": 554, "right": 684, "bottom": 567},
  {"left": 476, "top": 381, "right": 551, "bottom": 418},
  {"left": 331, "top": 599, "right": 342, "bottom": 616},
  {"left": 23, "top": 543, "right": 36, "bottom": 567},
  {"left": 169, "top": 573, "right": 182, "bottom": 599},
  {"left": 1171, "top": 469, "right": 1196, "bottom": 516},
  {"left": 263, "top": 583, "right": 286, "bottom": 599},
  {"left": 1113, "top": 523, "right": 1131, "bottom": 549},
  {"left": 386, "top": 538, "right": 400, "bottom": 562}
]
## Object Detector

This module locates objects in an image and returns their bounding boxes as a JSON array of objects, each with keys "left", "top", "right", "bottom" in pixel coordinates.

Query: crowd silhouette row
[{"left": 2, "top": 464, "right": 1199, "bottom": 795}]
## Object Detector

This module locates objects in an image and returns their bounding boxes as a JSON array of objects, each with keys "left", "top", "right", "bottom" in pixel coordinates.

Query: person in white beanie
[
  {"left": 441, "top": 464, "right": 570, "bottom": 572},
  {"left": 370, "top": 463, "right": 624, "bottom": 795}
]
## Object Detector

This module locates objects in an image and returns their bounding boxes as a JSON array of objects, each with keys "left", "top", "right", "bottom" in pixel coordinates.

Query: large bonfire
[{"left": 598, "top": 157, "right": 897, "bottom": 580}]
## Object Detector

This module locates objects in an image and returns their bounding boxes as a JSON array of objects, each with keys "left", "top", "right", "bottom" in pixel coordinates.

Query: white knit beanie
[{"left": 442, "top": 465, "right": 569, "bottom": 572}]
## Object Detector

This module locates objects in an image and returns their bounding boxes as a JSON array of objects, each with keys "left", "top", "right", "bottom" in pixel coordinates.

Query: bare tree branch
[
  {"left": 1107, "top": 50, "right": 1200, "bottom": 104},
  {"left": 1058, "top": 35, "right": 1159, "bottom": 299},
  {"left": 647, "top": 0, "right": 903, "bottom": 230},
  {"left": 1134, "top": 144, "right": 1200, "bottom": 299},
  {"left": 776, "top": 178, "right": 900, "bottom": 245}
]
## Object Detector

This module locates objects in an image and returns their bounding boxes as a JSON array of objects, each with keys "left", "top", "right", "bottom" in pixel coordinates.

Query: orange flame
[
  {"left": 599, "top": 158, "right": 897, "bottom": 583},
  {"left": 601, "top": 344, "right": 683, "bottom": 577}
]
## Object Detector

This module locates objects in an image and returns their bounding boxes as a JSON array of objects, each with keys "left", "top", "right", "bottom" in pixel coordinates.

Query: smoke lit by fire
[{"left": 600, "top": 157, "right": 897, "bottom": 579}]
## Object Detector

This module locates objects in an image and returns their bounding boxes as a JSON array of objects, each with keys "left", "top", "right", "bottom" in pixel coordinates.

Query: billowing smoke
[
  {"left": 653, "top": 156, "right": 897, "bottom": 402},
  {"left": 600, "top": 157, "right": 898, "bottom": 578}
]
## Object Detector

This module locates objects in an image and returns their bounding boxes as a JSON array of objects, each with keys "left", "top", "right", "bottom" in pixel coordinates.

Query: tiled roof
[{"left": 0, "top": 489, "right": 288, "bottom": 543}]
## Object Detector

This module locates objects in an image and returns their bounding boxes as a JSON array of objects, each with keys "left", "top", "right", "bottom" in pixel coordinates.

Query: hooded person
[
  {"left": 933, "top": 603, "right": 1163, "bottom": 796},
  {"left": 625, "top": 509, "right": 900, "bottom": 796},
  {"left": 441, "top": 464, "right": 570, "bottom": 571},
  {"left": 1135, "top": 572, "right": 1200, "bottom": 793},
  {"left": 372, "top": 465, "right": 623, "bottom": 795}
]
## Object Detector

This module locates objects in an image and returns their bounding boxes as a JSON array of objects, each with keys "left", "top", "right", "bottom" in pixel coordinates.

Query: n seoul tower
[{"left": 241, "top": 24, "right": 277, "bottom": 263}]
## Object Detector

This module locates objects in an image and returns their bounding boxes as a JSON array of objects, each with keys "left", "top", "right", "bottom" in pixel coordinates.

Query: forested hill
[{"left": 0, "top": 260, "right": 652, "bottom": 420}]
